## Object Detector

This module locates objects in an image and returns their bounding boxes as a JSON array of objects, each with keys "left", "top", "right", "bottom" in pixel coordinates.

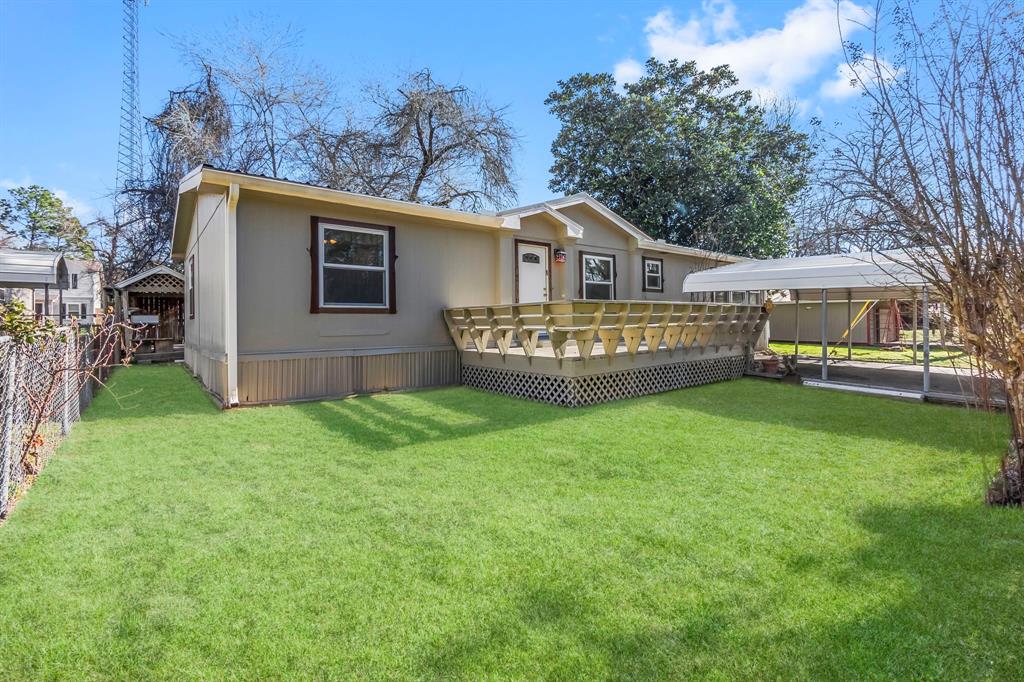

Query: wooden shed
[{"left": 110, "top": 265, "right": 185, "bottom": 353}]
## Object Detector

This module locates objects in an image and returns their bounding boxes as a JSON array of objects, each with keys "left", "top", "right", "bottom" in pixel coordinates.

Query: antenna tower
[{"left": 115, "top": 0, "right": 143, "bottom": 224}]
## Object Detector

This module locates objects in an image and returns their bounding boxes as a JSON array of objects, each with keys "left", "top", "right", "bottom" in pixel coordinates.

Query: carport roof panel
[
  {"left": 0, "top": 248, "right": 68, "bottom": 288},
  {"left": 682, "top": 249, "right": 938, "bottom": 295}
]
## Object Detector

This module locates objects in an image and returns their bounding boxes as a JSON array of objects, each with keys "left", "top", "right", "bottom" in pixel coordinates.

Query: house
[
  {"left": 0, "top": 249, "right": 101, "bottom": 323},
  {"left": 31, "top": 258, "right": 102, "bottom": 322},
  {"left": 171, "top": 166, "right": 761, "bottom": 406}
]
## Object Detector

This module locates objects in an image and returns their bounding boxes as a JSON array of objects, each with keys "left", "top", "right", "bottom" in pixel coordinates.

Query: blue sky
[{"left": 0, "top": 0, "right": 905, "bottom": 223}]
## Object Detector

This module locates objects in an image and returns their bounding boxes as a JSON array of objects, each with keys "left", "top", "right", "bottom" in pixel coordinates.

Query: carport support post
[
  {"left": 821, "top": 288, "right": 828, "bottom": 381},
  {"left": 847, "top": 291, "right": 853, "bottom": 360},
  {"left": 794, "top": 291, "right": 800, "bottom": 356},
  {"left": 922, "top": 288, "right": 930, "bottom": 394},
  {"left": 911, "top": 293, "right": 918, "bottom": 365},
  {"left": 43, "top": 283, "right": 49, "bottom": 319}
]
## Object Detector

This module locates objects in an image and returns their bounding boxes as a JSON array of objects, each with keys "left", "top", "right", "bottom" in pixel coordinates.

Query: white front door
[{"left": 516, "top": 242, "right": 549, "bottom": 302}]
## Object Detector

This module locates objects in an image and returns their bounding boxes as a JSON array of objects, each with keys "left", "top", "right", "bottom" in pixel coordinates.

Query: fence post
[
  {"left": 1, "top": 344, "right": 17, "bottom": 516},
  {"left": 61, "top": 332, "right": 74, "bottom": 436}
]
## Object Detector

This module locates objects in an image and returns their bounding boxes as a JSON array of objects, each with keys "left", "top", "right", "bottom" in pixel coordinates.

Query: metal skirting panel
[
  {"left": 184, "top": 347, "right": 227, "bottom": 404},
  {"left": 237, "top": 349, "right": 460, "bottom": 404},
  {"left": 462, "top": 353, "right": 749, "bottom": 407}
]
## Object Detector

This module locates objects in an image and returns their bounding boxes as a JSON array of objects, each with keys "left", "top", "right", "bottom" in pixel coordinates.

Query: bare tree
[
  {"left": 302, "top": 69, "right": 519, "bottom": 211},
  {"left": 96, "top": 23, "right": 335, "bottom": 282},
  {"left": 179, "top": 22, "right": 335, "bottom": 178},
  {"left": 832, "top": 0, "right": 1024, "bottom": 503}
]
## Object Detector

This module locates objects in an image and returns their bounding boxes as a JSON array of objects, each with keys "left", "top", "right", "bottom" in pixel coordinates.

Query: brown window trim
[
  {"left": 641, "top": 256, "right": 665, "bottom": 293},
  {"left": 513, "top": 238, "right": 553, "bottom": 303},
  {"left": 188, "top": 254, "right": 195, "bottom": 319},
  {"left": 578, "top": 250, "right": 617, "bottom": 299},
  {"left": 310, "top": 216, "right": 397, "bottom": 314}
]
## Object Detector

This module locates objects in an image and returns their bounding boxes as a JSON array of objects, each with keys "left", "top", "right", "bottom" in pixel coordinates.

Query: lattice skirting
[{"left": 461, "top": 353, "right": 749, "bottom": 407}]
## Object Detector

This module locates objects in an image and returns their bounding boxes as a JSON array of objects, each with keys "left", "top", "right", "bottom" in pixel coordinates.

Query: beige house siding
[
  {"left": 508, "top": 206, "right": 722, "bottom": 302},
  {"left": 183, "top": 191, "right": 229, "bottom": 397},
  {"left": 769, "top": 301, "right": 871, "bottom": 345},
  {"left": 235, "top": 192, "right": 500, "bottom": 355}
]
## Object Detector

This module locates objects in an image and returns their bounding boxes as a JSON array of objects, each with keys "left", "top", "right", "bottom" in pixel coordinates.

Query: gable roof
[
  {"left": 112, "top": 265, "right": 184, "bottom": 290},
  {"left": 500, "top": 193, "right": 746, "bottom": 264}
]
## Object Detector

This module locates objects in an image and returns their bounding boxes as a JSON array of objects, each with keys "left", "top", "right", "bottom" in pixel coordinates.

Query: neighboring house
[
  {"left": 0, "top": 249, "right": 101, "bottom": 322},
  {"left": 29, "top": 258, "right": 103, "bottom": 322},
  {"left": 171, "top": 166, "right": 748, "bottom": 406}
]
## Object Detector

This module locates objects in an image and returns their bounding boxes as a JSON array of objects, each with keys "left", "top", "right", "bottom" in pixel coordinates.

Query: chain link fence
[{"left": 1, "top": 328, "right": 95, "bottom": 517}]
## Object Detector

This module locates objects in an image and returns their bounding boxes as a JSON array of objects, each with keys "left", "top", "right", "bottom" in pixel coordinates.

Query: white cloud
[
  {"left": 819, "top": 54, "right": 898, "bottom": 100},
  {"left": 613, "top": 58, "right": 644, "bottom": 85},
  {"left": 616, "top": 0, "right": 872, "bottom": 102},
  {"left": 1, "top": 176, "right": 99, "bottom": 222},
  {"left": 52, "top": 189, "right": 98, "bottom": 222}
]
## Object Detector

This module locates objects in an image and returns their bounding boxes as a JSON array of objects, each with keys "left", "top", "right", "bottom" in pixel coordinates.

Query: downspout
[{"left": 224, "top": 183, "right": 240, "bottom": 406}]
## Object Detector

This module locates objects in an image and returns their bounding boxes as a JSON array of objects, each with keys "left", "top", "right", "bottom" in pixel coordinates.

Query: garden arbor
[
  {"left": 683, "top": 250, "right": 945, "bottom": 393},
  {"left": 110, "top": 265, "right": 185, "bottom": 346}
]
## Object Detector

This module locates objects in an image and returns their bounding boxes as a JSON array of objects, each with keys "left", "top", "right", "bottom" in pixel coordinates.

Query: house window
[
  {"left": 71, "top": 273, "right": 79, "bottom": 289},
  {"left": 642, "top": 257, "right": 664, "bottom": 293},
  {"left": 188, "top": 255, "right": 195, "bottom": 320},
  {"left": 312, "top": 218, "right": 396, "bottom": 313},
  {"left": 580, "top": 253, "right": 615, "bottom": 300}
]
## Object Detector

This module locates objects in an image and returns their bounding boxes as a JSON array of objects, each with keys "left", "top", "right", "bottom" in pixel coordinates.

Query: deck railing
[{"left": 443, "top": 300, "right": 770, "bottom": 360}]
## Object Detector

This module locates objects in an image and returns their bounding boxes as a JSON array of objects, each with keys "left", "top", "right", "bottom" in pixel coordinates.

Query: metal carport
[
  {"left": 683, "top": 249, "right": 945, "bottom": 394},
  {"left": 0, "top": 249, "right": 70, "bottom": 320}
]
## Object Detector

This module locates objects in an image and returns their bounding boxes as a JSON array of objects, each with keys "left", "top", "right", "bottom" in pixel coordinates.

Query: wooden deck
[{"left": 444, "top": 300, "right": 770, "bottom": 405}]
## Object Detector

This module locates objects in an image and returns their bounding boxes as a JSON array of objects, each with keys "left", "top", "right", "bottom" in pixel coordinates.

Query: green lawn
[
  {"left": 769, "top": 341, "right": 973, "bottom": 368},
  {"left": 1, "top": 366, "right": 1020, "bottom": 679}
]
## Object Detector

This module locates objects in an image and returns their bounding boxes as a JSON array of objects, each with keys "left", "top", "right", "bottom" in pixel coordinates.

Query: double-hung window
[
  {"left": 313, "top": 218, "right": 395, "bottom": 313},
  {"left": 642, "top": 257, "right": 664, "bottom": 293},
  {"left": 580, "top": 253, "right": 615, "bottom": 300}
]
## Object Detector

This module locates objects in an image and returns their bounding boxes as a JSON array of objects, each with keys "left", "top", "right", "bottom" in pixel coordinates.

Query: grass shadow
[
  {"left": 649, "top": 378, "right": 1006, "bottom": 456},
  {"left": 292, "top": 386, "right": 571, "bottom": 452}
]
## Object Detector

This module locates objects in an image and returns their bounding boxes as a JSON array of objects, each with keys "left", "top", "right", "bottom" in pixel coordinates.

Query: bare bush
[{"left": 831, "top": 0, "right": 1023, "bottom": 503}]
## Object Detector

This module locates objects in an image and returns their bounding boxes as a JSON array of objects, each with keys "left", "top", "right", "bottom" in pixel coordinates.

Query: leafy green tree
[
  {"left": 0, "top": 185, "right": 94, "bottom": 257},
  {"left": 546, "top": 59, "right": 811, "bottom": 258}
]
